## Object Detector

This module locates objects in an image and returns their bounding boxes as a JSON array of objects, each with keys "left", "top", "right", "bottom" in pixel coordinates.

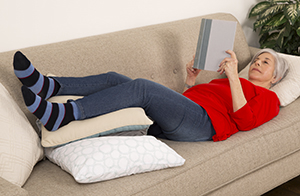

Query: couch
[{"left": 1, "top": 12, "right": 300, "bottom": 196}]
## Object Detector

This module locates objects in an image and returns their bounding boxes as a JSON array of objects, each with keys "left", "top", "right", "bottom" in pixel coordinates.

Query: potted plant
[{"left": 248, "top": 0, "right": 300, "bottom": 55}]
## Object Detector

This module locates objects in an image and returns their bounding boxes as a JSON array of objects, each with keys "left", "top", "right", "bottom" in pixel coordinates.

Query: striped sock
[
  {"left": 13, "top": 51, "right": 60, "bottom": 100},
  {"left": 21, "top": 86, "right": 79, "bottom": 131}
]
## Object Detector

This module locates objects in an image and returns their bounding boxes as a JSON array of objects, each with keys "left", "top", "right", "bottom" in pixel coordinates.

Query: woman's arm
[
  {"left": 217, "top": 50, "right": 247, "bottom": 112},
  {"left": 184, "top": 55, "right": 201, "bottom": 92}
]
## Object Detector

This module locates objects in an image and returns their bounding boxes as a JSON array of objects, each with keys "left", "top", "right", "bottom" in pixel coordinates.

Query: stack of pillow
[{"left": 42, "top": 95, "right": 186, "bottom": 183}]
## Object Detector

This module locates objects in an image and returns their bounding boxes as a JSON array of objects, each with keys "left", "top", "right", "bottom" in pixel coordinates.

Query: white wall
[{"left": 0, "top": 0, "right": 260, "bottom": 53}]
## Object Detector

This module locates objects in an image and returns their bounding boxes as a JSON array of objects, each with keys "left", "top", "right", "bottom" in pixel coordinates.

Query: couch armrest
[
  {"left": 249, "top": 46, "right": 260, "bottom": 57},
  {"left": 0, "top": 177, "right": 28, "bottom": 196}
]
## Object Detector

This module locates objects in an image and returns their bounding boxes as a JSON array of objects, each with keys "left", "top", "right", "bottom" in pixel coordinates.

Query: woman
[
  {"left": 14, "top": 49, "right": 288, "bottom": 142},
  {"left": 183, "top": 49, "right": 288, "bottom": 141}
]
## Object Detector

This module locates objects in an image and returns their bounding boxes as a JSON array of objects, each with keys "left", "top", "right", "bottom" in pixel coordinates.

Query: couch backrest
[{"left": 0, "top": 13, "right": 251, "bottom": 131}]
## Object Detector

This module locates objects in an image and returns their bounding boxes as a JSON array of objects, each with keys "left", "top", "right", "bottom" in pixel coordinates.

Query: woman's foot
[
  {"left": 13, "top": 51, "right": 60, "bottom": 100},
  {"left": 21, "top": 86, "right": 79, "bottom": 131}
]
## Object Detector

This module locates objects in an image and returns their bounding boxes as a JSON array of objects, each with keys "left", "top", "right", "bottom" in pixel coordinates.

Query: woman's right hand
[{"left": 186, "top": 55, "right": 201, "bottom": 85}]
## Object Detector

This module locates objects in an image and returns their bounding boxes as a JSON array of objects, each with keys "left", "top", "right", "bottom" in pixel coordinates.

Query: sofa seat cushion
[{"left": 23, "top": 99, "right": 300, "bottom": 195}]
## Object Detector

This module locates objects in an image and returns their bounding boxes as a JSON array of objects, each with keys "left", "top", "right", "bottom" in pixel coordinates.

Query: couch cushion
[{"left": 0, "top": 83, "right": 43, "bottom": 187}]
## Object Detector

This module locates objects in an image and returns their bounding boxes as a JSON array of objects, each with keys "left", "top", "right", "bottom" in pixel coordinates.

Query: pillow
[
  {"left": 0, "top": 83, "right": 43, "bottom": 187},
  {"left": 45, "top": 136, "right": 185, "bottom": 183},
  {"left": 239, "top": 52, "right": 300, "bottom": 106},
  {"left": 40, "top": 96, "right": 153, "bottom": 147}
]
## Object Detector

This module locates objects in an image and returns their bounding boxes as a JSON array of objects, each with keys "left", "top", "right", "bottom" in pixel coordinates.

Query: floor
[{"left": 262, "top": 175, "right": 300, "bottom": 196}]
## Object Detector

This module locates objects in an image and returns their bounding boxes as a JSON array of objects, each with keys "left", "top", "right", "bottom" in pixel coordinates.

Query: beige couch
[{"left": 1, "top": 12, "right": 300, "bottom": 196}]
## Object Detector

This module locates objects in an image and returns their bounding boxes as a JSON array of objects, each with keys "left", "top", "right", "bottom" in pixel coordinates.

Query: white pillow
[
  {"left": 41, "top": 96, "right": 153, "bottom": 147},
  {"left": 0, "top": 83, "right": 44, "bottom": 187},
  {"left": 239, "top": 52, "right": 300, "bottom": 106},
  {"left": 45, "top": 136, "right": 185, "bottom": 183}
]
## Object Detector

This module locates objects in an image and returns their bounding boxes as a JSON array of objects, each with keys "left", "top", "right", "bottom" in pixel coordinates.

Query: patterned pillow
[
  {"left": 45, "top": 136, "right": 185, "bottom": 183},
  {"left": 0, "top": 83, "right": 43, "bottom": 187}
]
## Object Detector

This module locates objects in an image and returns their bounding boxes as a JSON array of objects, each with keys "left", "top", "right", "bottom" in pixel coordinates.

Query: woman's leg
[
  {"left": 22, "top": 77, "right": 215, "bottom": 141},
  {"left": 16, "top": 49, "right": 215, "bottom": 141},
  {"left": 54, "top": 72, "right": 132, "bottom": 96},
  {"left": 13, "top": 51, "right": 133, "bottom": 98},
  {"left": 75, "top": 78, "right": 215, "bottom": 142}
]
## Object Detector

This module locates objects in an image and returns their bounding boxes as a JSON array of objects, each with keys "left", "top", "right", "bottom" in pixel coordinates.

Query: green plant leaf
[
  {"left": 260, "top": 25, "right": 278, "bottom": 35},
  {"left": 282, "top": 29, "right": 293, "bottom": 47},
  {"left": 254, "top": 15, "right": 273, "bottom": 30},
  {"left": 267, "top": 32, "right": 280, "bottom": 41},
  {"left": 297, "top": 27, "right": 300, "bottom": 36},
  {"left": 250, "top": 0, "right": 300, "bottom": 55},
  {"left": 260, "top": 4, "right": 285, "bottom": 19},
  {"left": 286, "top": 30, "right": 295, "bottom": 42},
  {"left": 277, "top": 28, "right": 286, "bottom": 47},
  {"left": 249, "top": 1, "right": 271, "bottom": 17},
  {"left": 260, "top": 32, "right": 278, "bottom": 48},
  {"left": 271, "top": 0, "right": 290, "bottom": 3},
  {"left": 283, "top": 23, "right": 292, "bottom": 37},
  {"left": 284, "top": 2, "right": 299, "bottom": 25},
  {"left": 266, "top": 14, "right": 287, "bottom": 26},
  {"left": 260, "top": 40, "right": 277, "bottom": 49},
  {"left": 259, "top": 33, "right": 270, "bottom": 44}
]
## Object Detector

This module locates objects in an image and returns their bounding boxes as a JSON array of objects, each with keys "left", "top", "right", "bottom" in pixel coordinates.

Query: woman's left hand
[{"left": 217, "top": 50, "right": 239, "bottom": 80}]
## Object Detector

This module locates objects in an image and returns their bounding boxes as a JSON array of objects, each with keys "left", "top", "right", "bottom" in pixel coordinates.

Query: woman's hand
[
  {"left": 217, "top": 50, "right": 239, "bottom": 80},
  {"left": 185, "top": 55, "right": 201, "bottom": 87},
  {"left": 218, "top": 50, "right": 247, "bottom": 112},
  {"left": 184, "top": 55, "right": 201, "bottom": 92}
]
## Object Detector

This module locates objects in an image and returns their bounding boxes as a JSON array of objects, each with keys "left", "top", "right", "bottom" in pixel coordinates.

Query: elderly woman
[
  {"left": 14, "top": 49, "right": 288, "bottom": 142},
  {"left": 183, "top": 49, "right": 288, "bottom": 141}
]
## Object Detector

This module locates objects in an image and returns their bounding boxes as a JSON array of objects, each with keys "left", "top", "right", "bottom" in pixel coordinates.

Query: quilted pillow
[
  {"left": 239, "top": 52, "right": 300, "bottom": 106},
  {"left": 0, "top": 83, "right": 43, "bottom": 187},
  {"left": 45, "top": 136, "right": 185, "bottom": 183},
  {"left": 40, "top": 96, "right": 153, "bottom": 147}
]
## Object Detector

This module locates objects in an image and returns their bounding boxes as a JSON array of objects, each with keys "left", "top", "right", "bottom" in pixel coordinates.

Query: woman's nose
[{"left": 255, "top": 60, "right": 261, "bottom": 66}]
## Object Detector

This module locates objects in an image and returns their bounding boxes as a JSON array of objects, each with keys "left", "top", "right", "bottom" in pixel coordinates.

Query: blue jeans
[{"left": 54, "top": 72, "right": 215, "bottom": 142}]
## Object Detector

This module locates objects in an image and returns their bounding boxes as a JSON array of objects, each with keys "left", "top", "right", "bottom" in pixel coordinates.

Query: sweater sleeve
[{"left": 229, "top": 91, "right": 280, "bottom": 131}]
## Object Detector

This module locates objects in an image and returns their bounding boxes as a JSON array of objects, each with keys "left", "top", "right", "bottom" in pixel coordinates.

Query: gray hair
[{"left": 249, "top": 48, "right": 289, "bottom": 87}]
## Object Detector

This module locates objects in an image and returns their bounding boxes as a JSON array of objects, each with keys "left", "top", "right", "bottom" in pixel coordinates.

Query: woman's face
[{"left": 248, "top": 52, "right": 276, "bottom": 87}]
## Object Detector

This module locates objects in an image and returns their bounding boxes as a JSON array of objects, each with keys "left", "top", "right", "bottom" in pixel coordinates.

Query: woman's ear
[{"left": 271, "top": 76, "right": 280, "bottom": 85}]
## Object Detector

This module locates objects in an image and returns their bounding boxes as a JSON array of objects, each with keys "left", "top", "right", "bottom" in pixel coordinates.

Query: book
[{"left": 193, "top": 18, "right": 237, "bottom": 71}]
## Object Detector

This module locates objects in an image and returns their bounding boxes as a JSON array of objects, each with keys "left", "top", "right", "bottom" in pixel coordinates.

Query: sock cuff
[
  {"left": 39, "top": 101, "right": 52, "bottom": 125},
  {"left": 45, "top": 78, "right": 55, "bottom": 100},
  {"left": 70, "top": 101, "right": 79, "bottom": 120},
  {"left": 52, "top": 104, "right": 65, "bottom": 131}
]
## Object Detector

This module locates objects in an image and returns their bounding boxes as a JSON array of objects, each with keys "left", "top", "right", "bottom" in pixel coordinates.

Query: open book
[{"left": 193, "top": 18, "right": 237, "bottom": 71}]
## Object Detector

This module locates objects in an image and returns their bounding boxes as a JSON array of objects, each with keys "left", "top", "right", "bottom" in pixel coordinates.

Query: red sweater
[{"left": 183, "top": 78, "right": 280, "bottom": 141}]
